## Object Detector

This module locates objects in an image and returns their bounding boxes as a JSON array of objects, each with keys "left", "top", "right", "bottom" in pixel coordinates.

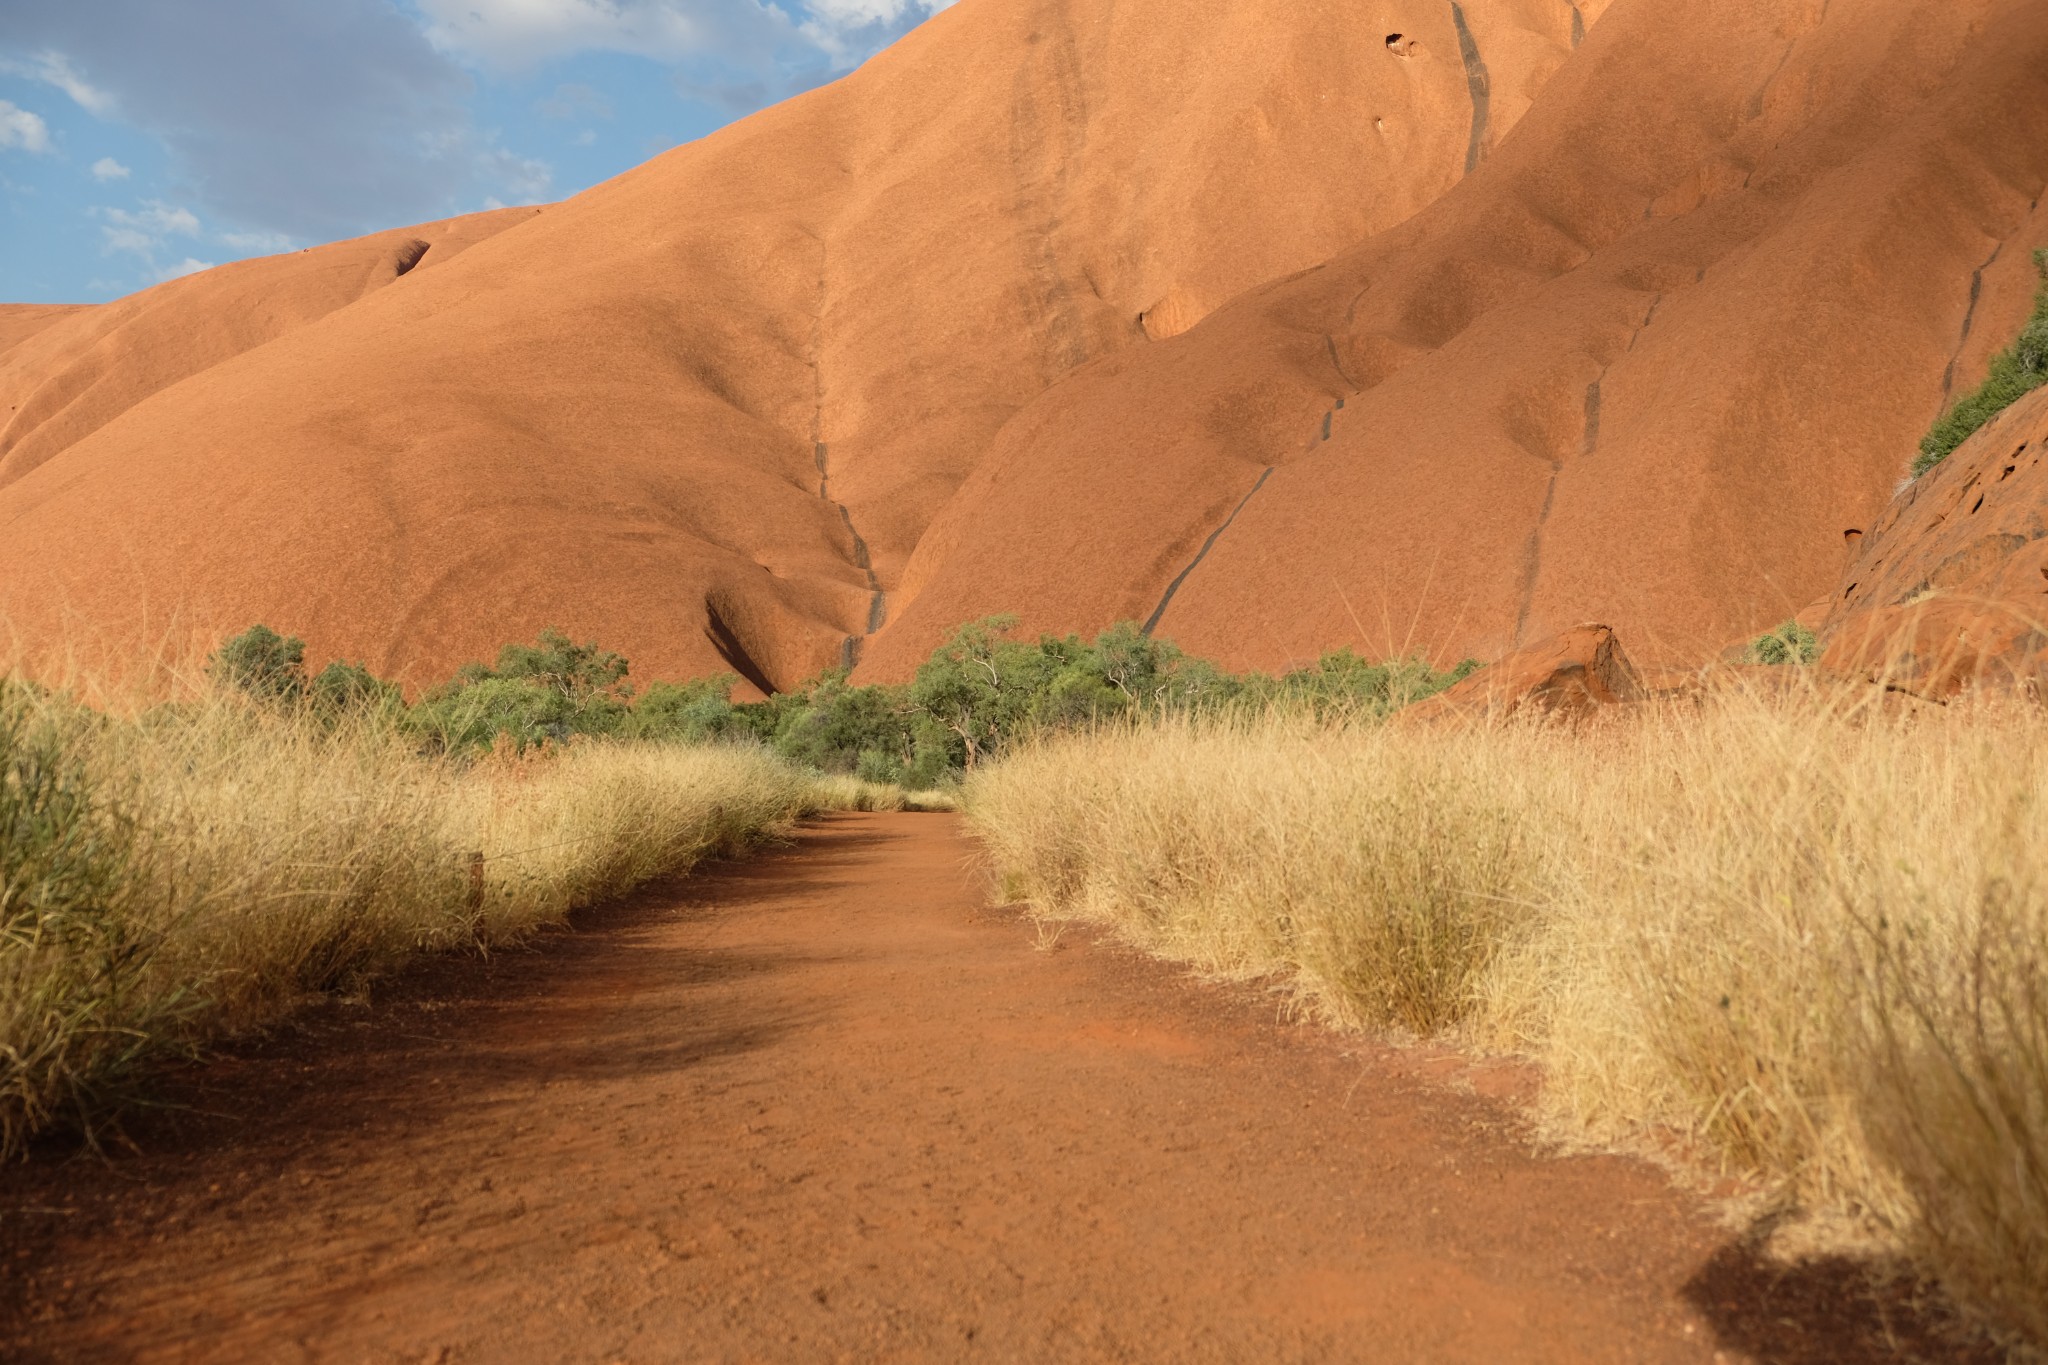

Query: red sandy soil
[
  {"left": 0, "top": 815, "right": 1991, "bottom": 1363},
  {"left": 5, "top": 0, "right": 2046, "bottom": 693}
]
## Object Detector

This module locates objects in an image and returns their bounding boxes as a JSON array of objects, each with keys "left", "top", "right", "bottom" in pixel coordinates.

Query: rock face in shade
[
  {"left": 2, "top": 0, "right": 2047, "bottom": 694},
  {"left": 1399, "top": 623, "right": 1644, "bottom": 723},
  {"left": 1819, "top": 385, "right": 2048, "bottom": 698}
]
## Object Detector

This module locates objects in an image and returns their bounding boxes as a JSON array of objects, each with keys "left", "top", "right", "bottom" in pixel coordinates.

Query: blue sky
[{"left": 0, "top": 0, "right": 952, "bottom": 304}]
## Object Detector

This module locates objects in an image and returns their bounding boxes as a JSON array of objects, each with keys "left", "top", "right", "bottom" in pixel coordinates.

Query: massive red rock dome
[{"left": 3, "top": 0, "right": 2045, "bottom": 691}]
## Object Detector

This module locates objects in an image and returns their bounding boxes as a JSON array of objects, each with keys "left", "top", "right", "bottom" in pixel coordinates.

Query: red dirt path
[{"left": 0, "top": 814, "right": 1990, "bottom": 1362}]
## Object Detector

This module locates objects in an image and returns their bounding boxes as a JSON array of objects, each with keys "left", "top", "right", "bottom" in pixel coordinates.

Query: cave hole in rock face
[
  {"left": 1385, "top": 33, "right": 1413, "bottom": 56},
  {"left": 1844, "top": 529, "right": 1864, "bottom": 548},
  {"left": 392, "top": 239, "right": 431, "bottom": 277}
]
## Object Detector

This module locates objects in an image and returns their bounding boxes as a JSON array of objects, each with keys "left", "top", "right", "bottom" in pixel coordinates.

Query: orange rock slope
[
  {"left": 3, "top": 0, "right": 2046, "bottom": 692},
  {"left": 1819, "top": 384, "right": 2048, "bottom": 698}
]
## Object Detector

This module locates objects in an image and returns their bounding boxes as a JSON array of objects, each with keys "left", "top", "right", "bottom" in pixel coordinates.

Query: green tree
[
  {"left": 413, "top": 629, "right": 634, "bottom": 752},
  {"left": 907, "top": 617, "right": 1077, "bottom": 769}
]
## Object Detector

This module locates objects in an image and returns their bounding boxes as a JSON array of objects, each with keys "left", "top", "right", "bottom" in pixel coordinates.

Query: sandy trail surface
[{"left": 0, "top": 814, "right": 1984, "bottom": 1362}]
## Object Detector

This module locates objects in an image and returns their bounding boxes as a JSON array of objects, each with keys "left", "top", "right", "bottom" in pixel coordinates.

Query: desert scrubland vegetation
[
  {"left": 0, "top": 617, "right": 1463, "bottom": 1157},
  {"left": 964, "top": 690, "right": 2048, "bottom": 1351},
  {"left": 0, "top": 676, "right": 830, "bottom": 1158},
  {"left": 12, "top": 604, "right": 2047, "bottom": 1350}
]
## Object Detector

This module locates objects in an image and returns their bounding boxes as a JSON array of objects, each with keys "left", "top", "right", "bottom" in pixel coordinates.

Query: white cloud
[
  {"left": 1, "top": 1, "right": 484, "bottom": 241},
  {"left": 96, "top": 198, "right": 203, "bottom": 275},
  {"left": 481, "top": 147, "right": 551, "bottom": 199},
  {"left": 417, "top": 0, "right": 731, "bottom": 70},
  {"left": 798, "top": 0, "right": 952, "bottom": 64},
  {"left": 90, "top": 155, "right": 129, "bottom": 180},
  {"left": 104, "top": 199, "right": 199, "bottom": 236},
  {"left": 1, "top": 0, "right": 947, "bottom": 257},
  {"left": 415, "top": 0, "right": 948, "bottom": 73},
  {"left": 6, "top": 49, "right": 117, "bottom": 114},
  {"left": 154, "top": 256, "right": 213, "bottom": 281},
  {"left": 0, "top": 99, "right": 51, "bottom": 153},
  {"left": 218, "top": 229, "right": 293, "bottom": 251},
  {"left": 100, "top": 225, "right": 154, "bottom": 257}
]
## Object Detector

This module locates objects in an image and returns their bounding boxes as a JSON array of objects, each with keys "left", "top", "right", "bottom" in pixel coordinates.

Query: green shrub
[
  {"left": 410, "top": 629, "right": 633, "bottom": 753},
  {"left": 1915, "top": 249, "right": 2048, "bottom": 477},
  {"left": 0, "top": 688, "right": 151, "bottom": 1148},
  {"left": 309, "top": 661, "right": 401, "bottom": 718},
  {"left": 204, "top": 619, "right": 1479, "bottom": 777},
  {"left": 470, "top": 629, "right": 630, "bottom": 707},
  {"left": 905, "top": 617, "right": 1249, "bottom": 769},
  {"left": 769, "top": 673, "right": 916, "bottom": 776},
  {"left": 1745, "top": 620, "right": 1819, "bottom": 666},
  {"left": 1240, "top": 648, "right": 1478, "bottom": 718},
  {"left": 406, "top": 676, "right": 587, "bottom": 753},
  {"left": 207, "top": 624, "right": 306, "bottom": 703},
  {"left": 620, "top": 676, "right": 742, "bottom": 744}
]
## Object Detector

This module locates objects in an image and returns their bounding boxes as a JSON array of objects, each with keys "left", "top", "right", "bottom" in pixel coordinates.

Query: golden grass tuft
[
  {"left": 0, "top": 685, "right": 833, "bottom": 1156},
  {"left": 808, "top": 774, "right": 959, "bottom": 813},
  {"left": 962, "top": 690, "right": 2048, "bottom": 1352}
]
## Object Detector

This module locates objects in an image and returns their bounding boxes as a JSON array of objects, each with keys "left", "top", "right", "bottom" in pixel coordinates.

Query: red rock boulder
[{"left": 1400, "top": 625, "right": 1645, "bottom": 724}]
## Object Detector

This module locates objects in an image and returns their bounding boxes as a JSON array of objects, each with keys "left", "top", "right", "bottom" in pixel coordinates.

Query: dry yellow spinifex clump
[
  {"left": 963, "top": 690, "right": 2048, "bottom": 1352},
  {"left": 0, "top": 686, "right": 826, "bottom": 1157}
]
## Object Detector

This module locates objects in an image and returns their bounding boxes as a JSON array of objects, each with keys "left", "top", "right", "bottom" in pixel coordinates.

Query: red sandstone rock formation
[
  {"left": 2, "top": 0, "right": 2044, "bottom": 693},
  {"left": 1399, "top": 623, "right": 1643, "bottom": 723},
  {"left": 1819, "top": 386, "right": 2048, "bottom": 699},
  {"left": 864, "top": 0, "right": 2048, "bottom": 681}
]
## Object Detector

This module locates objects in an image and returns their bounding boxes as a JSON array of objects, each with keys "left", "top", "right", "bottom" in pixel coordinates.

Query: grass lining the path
[
  {"left": 963, "top": 694, "right": 2048, "bottom": 1354},
  {"left": 0, "top": 685, "right": 842, "bottom": 1157}
]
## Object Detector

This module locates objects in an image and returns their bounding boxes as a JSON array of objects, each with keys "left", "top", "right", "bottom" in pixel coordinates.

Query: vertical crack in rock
[
  {"left": 1450, "top": 3, "right": 1492, "bottom": 176},
  {"left": 1628, "top": 293, "right": 1663, "bottom": 351},
  {"left": 1513, "top": 462, "right": 1563, "bottom": 647},
  {"left": 1325, "top": 333, "right": 1364, "bottom": 390},
  {"left": 1569, "top": 4, "right": 1585, "bottom": 48},
  {"left": 1746, "top": 1, "right": 1829, "bottom": 121},
  {"left": 809, "top": 242, "right": 887, "bottom": 669},
  {"left": 1519, "top": 294, "right": 1656, "bottom": 644},
  {"left": 1942, "top": 239, "right": 2009, "bottom": 399},
  {"left": 1141, "top": 466, "right": 1276, "bottom": 638}
]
